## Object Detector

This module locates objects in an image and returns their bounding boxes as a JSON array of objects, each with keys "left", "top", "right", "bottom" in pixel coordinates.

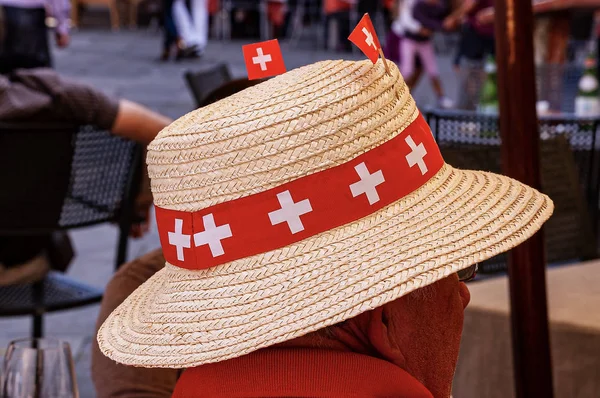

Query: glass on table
[
  {"left": 458, "top": 263, "right": 478, "bottom": 282},
  {"left": 1, "top": 338, "right": 79, "bottom": 398}
]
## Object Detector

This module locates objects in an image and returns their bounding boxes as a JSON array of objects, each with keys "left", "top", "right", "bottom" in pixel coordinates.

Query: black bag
[
  {"left": 0, "top": 5, "right": 52, "bottom": 74},
  {"left": 47, "top": 231, "right": 75, "bottom": 273},
  {"left": 0, "top": 232, "right": 74, "bottom": 273}
]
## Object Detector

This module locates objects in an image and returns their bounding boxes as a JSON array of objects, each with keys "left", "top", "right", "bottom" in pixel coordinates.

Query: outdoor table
[
  {"left": 453, "top": 260, "right": 600, "bottom": 398},
  {"left": 533, "top": 0, "right": 600, "bottom": 13}
]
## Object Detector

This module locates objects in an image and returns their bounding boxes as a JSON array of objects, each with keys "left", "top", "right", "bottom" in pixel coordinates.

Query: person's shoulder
[
  {"left": 8, "top": 67, "right": 66, "bottom": 92},
  {"left": 113, "top": 249, "right": 165, "bottom": 287},
  {"left": 10, "top": 67, "right": 61, "bottom": 82}
]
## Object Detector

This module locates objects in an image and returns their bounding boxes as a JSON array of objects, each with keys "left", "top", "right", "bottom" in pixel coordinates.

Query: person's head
[
  {"left": 303, "top": 273, "right": 471, "bottom": 397},
  {"left": 97, "top": 59, "right": 553, "bottom": 385}
]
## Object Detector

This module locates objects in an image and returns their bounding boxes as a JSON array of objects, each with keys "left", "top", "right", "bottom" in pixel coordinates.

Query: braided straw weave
[{"left": 98, "top": 59, "right": 554, "bottom": 368}]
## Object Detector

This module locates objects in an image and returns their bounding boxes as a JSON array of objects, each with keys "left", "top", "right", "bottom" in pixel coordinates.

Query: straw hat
[{"left": 98, "top": 59, "right": 554, "bottom": 368}]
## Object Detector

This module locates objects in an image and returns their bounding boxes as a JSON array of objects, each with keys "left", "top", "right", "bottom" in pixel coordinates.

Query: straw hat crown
[{"left": 147, "top": 59, "right": 416, "bottom": 211}]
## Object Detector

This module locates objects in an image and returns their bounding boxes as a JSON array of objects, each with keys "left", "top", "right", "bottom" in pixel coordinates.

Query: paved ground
[{"left": 0, "top": 20, "right": 460, "bottom": 396}]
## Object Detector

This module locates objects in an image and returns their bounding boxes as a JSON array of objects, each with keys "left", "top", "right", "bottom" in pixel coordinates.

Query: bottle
[
  {"left": 479, "top": 55, "right": 498, "bottom": 115},
  {"left": 575, "top": 51, "right": 600, "bottom": 116},
  {"left": 478, "top": 56, "right": 498, "bottom": 139}
]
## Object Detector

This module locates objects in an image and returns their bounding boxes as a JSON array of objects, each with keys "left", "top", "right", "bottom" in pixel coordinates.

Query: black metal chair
[
  {"left": 199, "top": 77, "right": 265, "bottom": 108},
  {"left": 184, "top": 63, "right": 233, "bottom": 108},
  {"left": 425, "top": 108, "right": 600, "bottom": 273},
  {"left": 0, "top": 123, "right": 143, "bottom": 338}
]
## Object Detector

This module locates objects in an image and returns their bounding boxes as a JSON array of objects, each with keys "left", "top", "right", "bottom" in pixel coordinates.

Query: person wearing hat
[{"left": 96, "top": 59, "right": 553, "bottom": 397}]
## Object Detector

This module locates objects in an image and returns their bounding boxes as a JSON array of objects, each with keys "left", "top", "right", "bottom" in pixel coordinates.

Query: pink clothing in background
[{"left": 401, "top": 39, "right": 439, "bottom": 78}]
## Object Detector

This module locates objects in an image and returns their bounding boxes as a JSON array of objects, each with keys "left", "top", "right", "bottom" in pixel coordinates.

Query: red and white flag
[
  {"left": 348, "top": 13, "right": 381, "bottom": 64},
  {"left": 242, "top": 39, "right": 287, "bottom": 80}
]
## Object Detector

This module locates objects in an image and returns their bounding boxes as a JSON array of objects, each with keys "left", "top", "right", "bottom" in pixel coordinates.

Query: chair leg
[
  {"left": 317, "top": 11, "right": 326, "bottom": 50},
  {"left": 327, "top": 17, "right": 338, "bottom": 51},
  {"left": 31, "top": 281, "right": 44, "bottom": 339},
  {"left": 260, "top": 0, "right": 270, "bottom": 41},
  {"left": 223, "top": 1, "right": 232, "bottom": 41},
  {"left": 115, "top": 226, "right": 129, "bottom": 270},
  {"left": 32, "top": 315, "right": 43, "bottom": 339},
  {"left": 349, "top": 6, "right": 359, "bottom": 55},
  {"left": 289, "top": 2, "right": 305, "bottom": 47},
  {"left": 109, "top": 0, "right": 120, "bottom": 31}
]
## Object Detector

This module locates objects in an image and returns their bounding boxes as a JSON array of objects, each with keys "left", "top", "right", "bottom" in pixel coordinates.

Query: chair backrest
[
  {"left": 184, "top": 63, "right": 233, "bottom": 107},
  {"left": 200, "top": 78, "right": 265, "bottom": 108},
  {"left": 0, "top": 123, "right": 142, "bottom": 234}
]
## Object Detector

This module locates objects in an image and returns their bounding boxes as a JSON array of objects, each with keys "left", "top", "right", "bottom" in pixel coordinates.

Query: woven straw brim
[{"left": 98, "top": 164, "right": 553, "bottom": 368}]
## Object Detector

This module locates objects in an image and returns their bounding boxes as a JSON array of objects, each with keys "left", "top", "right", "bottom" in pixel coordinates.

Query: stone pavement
[{"left": 0, "top": 26, "right": 458, "bottom": 397}]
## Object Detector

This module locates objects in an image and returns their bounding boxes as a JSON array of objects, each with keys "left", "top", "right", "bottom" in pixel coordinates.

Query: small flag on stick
[
  {"left": 242, "top": 39, "right": 287, "bottom": 80},
  {"left": 349, "top": 13, "right": 390, "bottom": 75}
]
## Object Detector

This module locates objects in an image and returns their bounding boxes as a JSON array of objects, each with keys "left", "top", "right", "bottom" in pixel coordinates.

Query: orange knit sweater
[
  {"left": 171, "top": 275, "right": 469, "bottom": 397},
  {"left": 172, "top": 348, "right": 434, "bottom": 397}
]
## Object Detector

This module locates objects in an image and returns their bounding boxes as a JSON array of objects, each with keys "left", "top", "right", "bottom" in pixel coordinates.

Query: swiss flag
[
  {"left": 348, "top": 13, "right": 381, "bottom": 64},
  {"left": 242, "top": 39, "right": 287, "bottom": 80}
]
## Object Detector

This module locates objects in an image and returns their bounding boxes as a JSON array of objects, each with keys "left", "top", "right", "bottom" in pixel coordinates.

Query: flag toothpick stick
[{"left": 378, "top": 48, "right": 391, "bottom": 76}]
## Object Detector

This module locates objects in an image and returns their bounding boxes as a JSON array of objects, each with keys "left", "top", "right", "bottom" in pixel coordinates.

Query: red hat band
[{"left": 155, "top": 113, "right": 444, "bottom": 271}]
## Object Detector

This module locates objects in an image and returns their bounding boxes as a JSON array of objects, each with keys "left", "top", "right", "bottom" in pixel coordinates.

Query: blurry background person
[
  {"left": 400, "top": 0, "right": 455, "bottom": 108},
  {"left": 382, "top": 0, "right": 396, "bottom": 30},
  {"left": 387, "top": 0, "right": 425, "bottom": 86},
  {"left": 385, "top": 0, "right": 403, "bottom": 65},
  {"left": 0, "top": 0, "right": 70, "bottom": 73},
  {"left": 160, "top": 0, "right": 181, "bottom": 60},
  {"left": 172, "top": 0, "right": 207, "bottom": 58},
  {"left": 324, "top": 0, "right": 352, "bottom": 51},
  {"left": 0, "top": 65, "right": 171, "bottom": 285},
  {"left": 267, "top": 0, "right": 287, "bottom": 39},
  {"left": 446, "top": 0, "right": 494, "bottom": 110},
  {"left": 450, "top": 0, "right": 494, "bottom": 70}
]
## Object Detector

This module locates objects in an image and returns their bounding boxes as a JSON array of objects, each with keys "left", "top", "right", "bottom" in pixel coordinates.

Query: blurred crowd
[
  {"left": 154, "top": 0, "right": 600, "bottom": 109},
  {"left": 151, "top": 0, "right": 494, "bottom": 108},
  {"left": 1, "top": 0, "right": 599, "bottom": 110}
]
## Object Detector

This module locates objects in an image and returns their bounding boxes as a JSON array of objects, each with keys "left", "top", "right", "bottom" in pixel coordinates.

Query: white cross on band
[
  {"left": 268, "top": 190, "right": 313, "bottom": 234},
  {"left": 405, "top": 135, "right": 429, "bottom": 175},
  {"left": 193, "top": 214, "right": 233, "bottom": 257},
  {"left": 168, "top": 218, "right": 191, "bottom": 261},
  {"left": 350, "top": 162, "right": 385, "bottom": 205}
]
